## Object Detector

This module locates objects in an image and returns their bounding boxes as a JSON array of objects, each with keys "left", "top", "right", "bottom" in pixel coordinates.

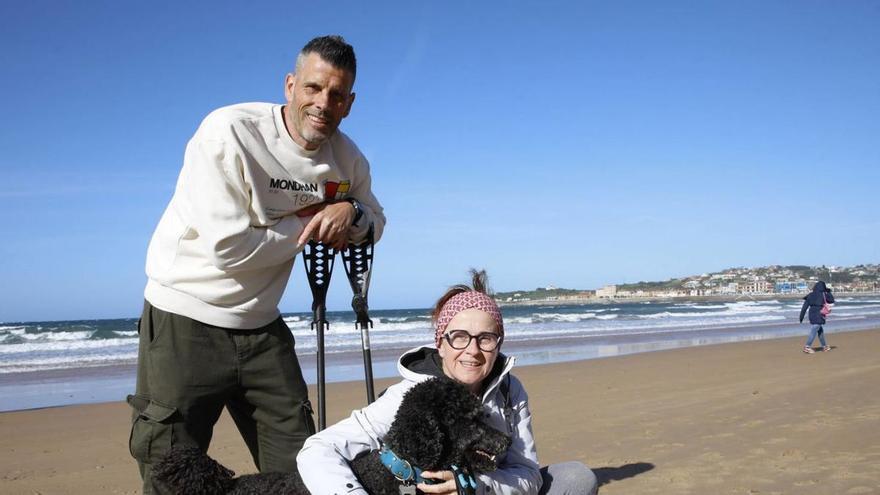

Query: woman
[
  {"left": 799, "top": 280, "right": 835, "bottom": 353},
  {"left": 297, "top": 270, "right": 599, "bottom": 494}
]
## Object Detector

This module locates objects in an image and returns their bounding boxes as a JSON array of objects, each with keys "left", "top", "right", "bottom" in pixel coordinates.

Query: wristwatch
[{"left": 345, "top": 197, "right": 364, "bottom": 225}]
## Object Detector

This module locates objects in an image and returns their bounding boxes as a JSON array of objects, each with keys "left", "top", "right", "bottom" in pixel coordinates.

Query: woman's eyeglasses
[{"left": 443, "top": 330, "right": 502, "bottom": 352}]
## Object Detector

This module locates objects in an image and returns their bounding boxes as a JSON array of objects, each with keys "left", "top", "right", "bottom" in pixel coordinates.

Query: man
[{"left": 128, "top": 35, "right": 385, "bottom": 494}]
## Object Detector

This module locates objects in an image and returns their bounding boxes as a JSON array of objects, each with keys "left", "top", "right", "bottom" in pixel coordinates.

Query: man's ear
[
  {"left": 284, "top": 73, "right": 296, "bottom": 102},
  {"left": 342, "top": 92, "right": 356, "bottom": 118}
]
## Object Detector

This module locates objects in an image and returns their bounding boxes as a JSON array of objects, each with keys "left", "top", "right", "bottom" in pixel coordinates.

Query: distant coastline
[
  {"left": 494, "top": 263, "right": 880, "bottom": 307},
  {"left": 497, "top": 290, "right": 880, "bottom": 307}
]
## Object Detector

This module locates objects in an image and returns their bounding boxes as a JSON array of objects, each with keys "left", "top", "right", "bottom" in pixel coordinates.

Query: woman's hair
[{"left": 431, "top": 268, "right": 490, "bottom": 324}]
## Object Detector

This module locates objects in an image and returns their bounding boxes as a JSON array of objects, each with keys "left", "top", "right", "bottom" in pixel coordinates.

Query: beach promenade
[{"left": 1, "top": 329, "right": 878, "bottom": 494}]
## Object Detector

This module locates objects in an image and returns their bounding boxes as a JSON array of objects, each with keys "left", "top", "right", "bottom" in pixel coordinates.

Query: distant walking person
[
  {"left": 799, "top": 281, "right": 834, "bottom": 354},
  {"left": 129, "top": 35, "right": 385, "bottom": 494}
]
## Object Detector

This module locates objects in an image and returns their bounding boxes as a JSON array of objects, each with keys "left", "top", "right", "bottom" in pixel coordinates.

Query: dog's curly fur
[{"left": 154, "top": 377, "right": 511, "bottom": 494}]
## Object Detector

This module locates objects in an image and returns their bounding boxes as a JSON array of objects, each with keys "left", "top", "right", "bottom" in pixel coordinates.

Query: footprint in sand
[{"left": 781, "top": 448, "right": 807, "bottom": 461}]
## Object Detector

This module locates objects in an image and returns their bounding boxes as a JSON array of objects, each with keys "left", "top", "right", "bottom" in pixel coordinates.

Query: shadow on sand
[
  {"left": 593, "top": 462, "right": 655, "bottom": 486},
  {"left": 805, "top": 345, "right": 836, "bottom": 353}
]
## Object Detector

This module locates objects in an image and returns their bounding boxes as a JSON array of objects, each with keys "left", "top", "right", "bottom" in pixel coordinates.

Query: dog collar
[
  {"left": 379, "top": 445, "right": 429, "bottom": 485},
  {"left": 379, "top": 446, "right": 479, "bottom": 495}
]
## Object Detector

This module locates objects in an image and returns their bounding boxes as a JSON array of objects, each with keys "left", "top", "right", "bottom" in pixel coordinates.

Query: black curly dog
[{"left": 154, "top": 377, "right": 511, "bottom": 494}]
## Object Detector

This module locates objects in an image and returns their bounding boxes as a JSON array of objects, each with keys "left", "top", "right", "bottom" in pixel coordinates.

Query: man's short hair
[{"left": 297, "top": 35, "right": 357, "bottom": 81}]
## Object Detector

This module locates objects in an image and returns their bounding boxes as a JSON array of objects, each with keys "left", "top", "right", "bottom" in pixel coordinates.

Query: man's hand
[
  {"left": 295, "top": 203, "right": 326, "bottom": 218},
  {"left": 297, "top": 201, "right": 355, "bottom": 250},
  {"left": 418, "top": 470, "right": 457, "bottom": 495}
]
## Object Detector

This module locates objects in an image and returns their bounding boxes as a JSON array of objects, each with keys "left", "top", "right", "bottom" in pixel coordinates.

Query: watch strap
[{"left": 346, "top": 197, "right": 364, "bottom": 225}]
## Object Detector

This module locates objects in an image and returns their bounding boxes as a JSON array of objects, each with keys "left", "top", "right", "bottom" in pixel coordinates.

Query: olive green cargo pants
[{"left": 128, "top": 301, "right": 315, "bottom": 494}]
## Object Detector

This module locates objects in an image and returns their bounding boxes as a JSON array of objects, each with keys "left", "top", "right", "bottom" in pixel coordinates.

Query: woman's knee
[{"left": 540, "top": 461, "right": 599, "bottom": 495}]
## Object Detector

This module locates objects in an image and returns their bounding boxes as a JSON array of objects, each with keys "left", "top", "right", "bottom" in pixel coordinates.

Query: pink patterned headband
[{"left": 434, "top": 291, "right": 504, "bottom": 347}]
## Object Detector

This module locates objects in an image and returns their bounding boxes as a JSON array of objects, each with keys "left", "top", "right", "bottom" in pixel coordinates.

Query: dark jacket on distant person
[{"left": 799, "top": 281, "right": 835, "bottom": 325}]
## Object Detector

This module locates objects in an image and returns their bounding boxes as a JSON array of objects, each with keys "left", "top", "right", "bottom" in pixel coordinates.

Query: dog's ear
[{"left": 386, "top": 406, "right": 446, "bottom": 470}]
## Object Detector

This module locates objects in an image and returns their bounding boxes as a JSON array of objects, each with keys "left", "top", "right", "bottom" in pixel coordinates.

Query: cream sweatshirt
[{"left": 144, "top": 103, "right": 385, "bottom": 329}]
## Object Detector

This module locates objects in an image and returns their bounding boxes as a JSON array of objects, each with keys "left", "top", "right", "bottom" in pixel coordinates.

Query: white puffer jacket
[{"left": 296, "top": 346, "right": 542, "bottom": 494}]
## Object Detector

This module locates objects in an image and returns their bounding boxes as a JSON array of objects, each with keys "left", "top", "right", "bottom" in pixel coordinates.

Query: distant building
[
  {"left": 720, "top": 282, "right": 738, "bottom": 295},
  {"left": 743, "top": 281, "right": 772, "bottom": 294},
  {"left": 596, "top": 285, "right": 617, "bottom": 298}
]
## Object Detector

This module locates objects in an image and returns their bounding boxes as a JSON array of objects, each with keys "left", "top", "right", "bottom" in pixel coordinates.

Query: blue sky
[{"left": 1, "top": 1, "right": 878, "bottom": 322}]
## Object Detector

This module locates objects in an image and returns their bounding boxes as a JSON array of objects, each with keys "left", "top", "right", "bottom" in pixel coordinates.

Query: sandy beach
[{"left": 1, "top": 328, "right": 878, "bottom": 494}]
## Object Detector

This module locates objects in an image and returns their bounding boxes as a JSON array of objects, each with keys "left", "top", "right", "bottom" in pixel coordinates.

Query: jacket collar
[{"left": 397, "top": 345, "right": 516, "bottom": 403}]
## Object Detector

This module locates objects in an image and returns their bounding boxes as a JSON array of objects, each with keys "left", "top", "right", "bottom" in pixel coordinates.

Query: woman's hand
[{"left": 418, "top": 470, "right": 457, "bottom": 494}]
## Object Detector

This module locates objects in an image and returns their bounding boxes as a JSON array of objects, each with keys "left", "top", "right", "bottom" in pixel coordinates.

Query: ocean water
[{"left": 2, "top": 296, "right": 880, "bottom": 411}]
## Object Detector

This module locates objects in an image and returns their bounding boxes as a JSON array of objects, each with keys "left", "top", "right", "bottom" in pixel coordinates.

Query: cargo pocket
[
  {"left": 127, "top": 394, "right": 178, "bottom": 465},
  {"left": 147, "top": 305, "right": 171, "bottom": 347},
  {"left": 301, "top": 399, "right": 316, "bottom": 436}
]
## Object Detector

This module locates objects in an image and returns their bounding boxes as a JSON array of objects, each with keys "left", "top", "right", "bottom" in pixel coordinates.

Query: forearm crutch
[
  {"left": 301, "top": 240, "right": 336, "bottom": 430},
  {"left": 341, "top": 225, "right": 376, "bottom": 403}
]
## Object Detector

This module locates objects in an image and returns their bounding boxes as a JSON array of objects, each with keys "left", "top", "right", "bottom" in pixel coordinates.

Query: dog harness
[{"left": 379, "top": 445, "right": 478, "bottom": 495}]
